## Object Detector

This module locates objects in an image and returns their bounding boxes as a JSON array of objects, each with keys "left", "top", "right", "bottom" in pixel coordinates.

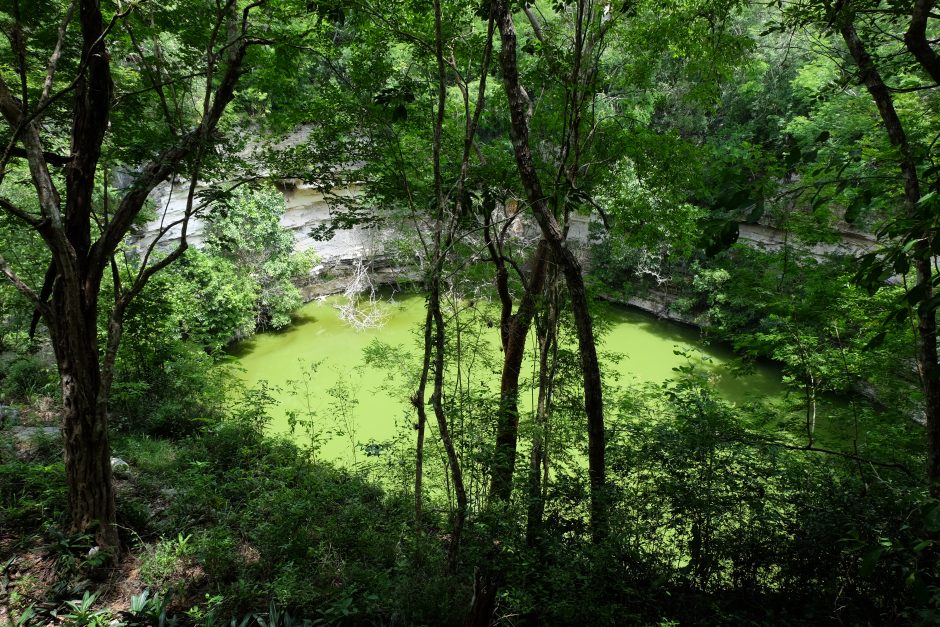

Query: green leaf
[
  {"left": 746, "top": 196, "right": 765, "bottom": 222},
  {"left": 845, "top": 189, "right": 871, "bottom": 224},
  {"left": 859, "top": 547, "right": 883, "bottom": 577},
  {"left": 864, "top": 331, "right": 887, "bottom": 350},
  {"left": 785, "top": 145, "right": 801, "bottom": 168},
  {"left": 894, "top": 254, "right": 910, "bottom": 275},
  {"left": 925, "top": 505, "right": 940, "bottom": 532},
  {"left": 725, "top": 188, "right": 751, "bottom": 211}
]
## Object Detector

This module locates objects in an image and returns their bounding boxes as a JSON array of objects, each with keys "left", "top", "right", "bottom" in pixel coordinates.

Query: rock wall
[
  {"left": 132, "top": 181, "right": 390, "bottom": 262},
  {"left": 133, "top": 182, "right": 597, "bottom": 299},
  {"left": 133, "top": 179, "right": 879, "bottom": 307},
  {"left": 738, "top": 223, "right": 877, "bottom": 258}
]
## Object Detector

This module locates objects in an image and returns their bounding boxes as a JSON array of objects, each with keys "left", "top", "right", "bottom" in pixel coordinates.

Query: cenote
[{"left": 229, "top": 290, "right": 791, "bottom": 463}]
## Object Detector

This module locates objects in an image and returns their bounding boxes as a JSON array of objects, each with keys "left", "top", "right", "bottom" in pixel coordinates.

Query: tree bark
[
  {"left": 491, "top": 0, "right": 607, "bottom": 542},
  {"left": 526, "top": 275, "right": 560, "bottom": 546},
  {"left": 49, "top": 286, "right": 118, "bottom": 550},
  {"left": 905, "top": 0, "right": 940, "bottom": 85}
]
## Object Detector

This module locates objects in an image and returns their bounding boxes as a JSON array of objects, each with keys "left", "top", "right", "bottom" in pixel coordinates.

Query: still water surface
[{"left": 231, "top": 293, "right": 784, "bottom": 462}]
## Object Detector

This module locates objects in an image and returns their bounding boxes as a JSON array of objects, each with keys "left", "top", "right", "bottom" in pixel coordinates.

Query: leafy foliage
[{"left": 205, "top": 186, "right": 316, "bottom": 331}]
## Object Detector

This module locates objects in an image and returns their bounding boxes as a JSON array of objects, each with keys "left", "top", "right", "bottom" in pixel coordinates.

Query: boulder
[
  {"left": 110, "top": 456, "right": 131, "bottom": 478},
  {"left": 0, "top": 404, "right": 20, "bottom": 426}
]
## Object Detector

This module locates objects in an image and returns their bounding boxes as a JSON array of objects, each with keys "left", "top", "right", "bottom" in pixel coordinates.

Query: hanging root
[
  {"left": 334, "top": 257, "right": 389, "bottom": 330},
  {"left": 634, "top": 247, "right": 671, "bottom": 287}
]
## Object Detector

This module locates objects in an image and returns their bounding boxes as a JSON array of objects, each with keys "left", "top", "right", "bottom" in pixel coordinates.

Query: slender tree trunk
[
  {"left": 468, "top": 220, "right": 550, "bottom": 626},
  {"left": 527, "top": 276, "right": 560, "bottom": 546},
  {"left": 916, "top": 258, "right": 940, "bottom": 491},
  {"left": 491, "top": 0, "right": 607, "bottom": 541},
  {"left": 430, "top": 282, "right": 468, "bottom": 572},
  {"left": 487, "top": 239, "right": 550, "bottom": 505},
  {"left": 412, "top": 307, "right": 433, "bottom": 534}
]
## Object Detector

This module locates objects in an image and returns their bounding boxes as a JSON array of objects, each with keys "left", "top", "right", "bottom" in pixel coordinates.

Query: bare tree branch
[
  {"left": 0, "top": 196, "right": 41, "bottom": 228},
  {"left": 41, "top": 0, "right": 78, "bottom": 103},
  {"left": 0, "top": 252, "right": 44, "bottom": 311}
]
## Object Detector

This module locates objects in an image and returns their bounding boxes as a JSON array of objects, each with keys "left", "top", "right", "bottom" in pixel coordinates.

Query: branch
[
  {"left": 124, "top": 22, "right": 178, "bottom": 133},
  {"left": 0, "top": 252, "right": 45, "bottom": 312},
  {"left": 567, "top": 174, "right": 611, "bottom": 231},
  {"left": 127, "top": 176, "right": 259, "bottom": 310},
  {"left": 483, "top": 208, "right": 514, "bottom": 341},
  {"left": 0, "top": 0, "right": 133, "bottom": 196},
  {"left": 750, "top": 437, "right": 914, "bottom": 478},
  {"left": 35, "top": 0, "right": 134, "bottom": 111},
  {"left": 40, "top": 0, "right": 78, "bottom": 103},
  {"left": 905, "top": 0, "right": 940, "bottom": 85},
  {"left": 6, "top": 146, "right": 70, "bottom": 167},
  {"left": 0, "top": 196, "right": 41, "bottom": 228},
  {"left": 523, "top": 5, "right": 547, "bottom": 45},
  {"left": 93, "top": 22, "right": 264, "bottom": 272},
  {"left": 0, "top": 76, "right": 65, "bottom": 232}
]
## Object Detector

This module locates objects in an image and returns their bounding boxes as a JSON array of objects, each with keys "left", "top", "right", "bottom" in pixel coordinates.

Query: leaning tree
[{"left": 0, "top": 0, "right": 324, "bottom": 553}]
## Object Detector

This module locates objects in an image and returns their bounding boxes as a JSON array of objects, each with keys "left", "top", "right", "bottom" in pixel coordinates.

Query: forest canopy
[{"left": 2, "top": 0, "right": 940, "bottom": 624}]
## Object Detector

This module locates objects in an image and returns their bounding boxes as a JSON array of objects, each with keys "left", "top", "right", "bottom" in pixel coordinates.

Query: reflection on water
[{"left": 231, "top": 292, "right": 785, "bottom": 462}]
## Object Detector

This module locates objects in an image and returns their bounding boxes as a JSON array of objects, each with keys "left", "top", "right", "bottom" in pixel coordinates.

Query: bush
[
  {"left": 0, "top": 354, "right": 56, "bottom": 403},
  {"left": 0, "top": 459, "right": 67, "bottom": 532}
]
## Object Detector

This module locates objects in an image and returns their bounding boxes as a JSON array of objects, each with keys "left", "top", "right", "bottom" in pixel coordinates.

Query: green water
[{"left": 230, "top": 292, "right": 785, "bottom": 462}]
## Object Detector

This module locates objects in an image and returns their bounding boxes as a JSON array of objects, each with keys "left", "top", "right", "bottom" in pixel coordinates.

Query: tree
[
  {"left": 772, "top": 0, "right": 940, "bottom": 491},
  {"left": 205, "top": 185, "right": 315, "bottom": 331},
  {"left": 0, "top": 0, "right": 319, "bottom": 553}
]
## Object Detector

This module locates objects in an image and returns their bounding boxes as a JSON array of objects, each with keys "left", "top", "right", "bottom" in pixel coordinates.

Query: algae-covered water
[{"left": 230, "top": 292, "right": 785, "bottom": 463}]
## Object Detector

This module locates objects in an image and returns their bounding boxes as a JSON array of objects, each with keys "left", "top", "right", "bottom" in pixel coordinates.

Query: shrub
[{"left": 0, "top": 354, "right": 56, "bottom": 403}]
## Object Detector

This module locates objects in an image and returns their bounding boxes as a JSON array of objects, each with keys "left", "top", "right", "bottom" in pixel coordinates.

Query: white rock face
[
  {"left": 131, "top": 181, "right": 394, "bottom": 264},
  {"left": 133, "top": 181, "right": 597, "bottom": 268},
  {"left": 737, "top": 223, "right": 878, "bottom": 258}
]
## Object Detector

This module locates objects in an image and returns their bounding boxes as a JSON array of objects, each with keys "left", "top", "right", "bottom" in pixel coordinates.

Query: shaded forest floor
[{"left": 2, "top": 392, "right": 936, "bottom": 625}]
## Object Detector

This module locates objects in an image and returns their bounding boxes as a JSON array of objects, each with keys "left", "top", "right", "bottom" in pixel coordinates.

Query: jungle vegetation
[{"left": 2, "top": 0, "right": 940, "bottom": 624}]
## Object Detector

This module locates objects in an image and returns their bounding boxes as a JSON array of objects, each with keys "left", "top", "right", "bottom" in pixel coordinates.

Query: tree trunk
[
  {"left": 50, "top": 283, "right": 118, "bottom": 551},
  {"left": 465, "top": 568, "right": 499, "bottom": 627},
  {"left": 412, "top": 307, "right": 433, "bottom": 535},
  {"left": 491, "top": 0, "right": 607, "bottom": 542},
  {"left": 527, "top": 276, "right": 560, "bottom": 546},
  {"left": 430, "top": 281, "right": 468, "bottom": 572},
  {"left": 916, "top": 258, "right": 940, "bottom": 491},
  {"left": 904, "top": 0, "right": 940, "bottom": 85},
  {"left": 487, "top": 240, "right": 550, "bottom": 505},
  {"left": 0, "top": 0, "right": 263, "bottom": 561}
]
